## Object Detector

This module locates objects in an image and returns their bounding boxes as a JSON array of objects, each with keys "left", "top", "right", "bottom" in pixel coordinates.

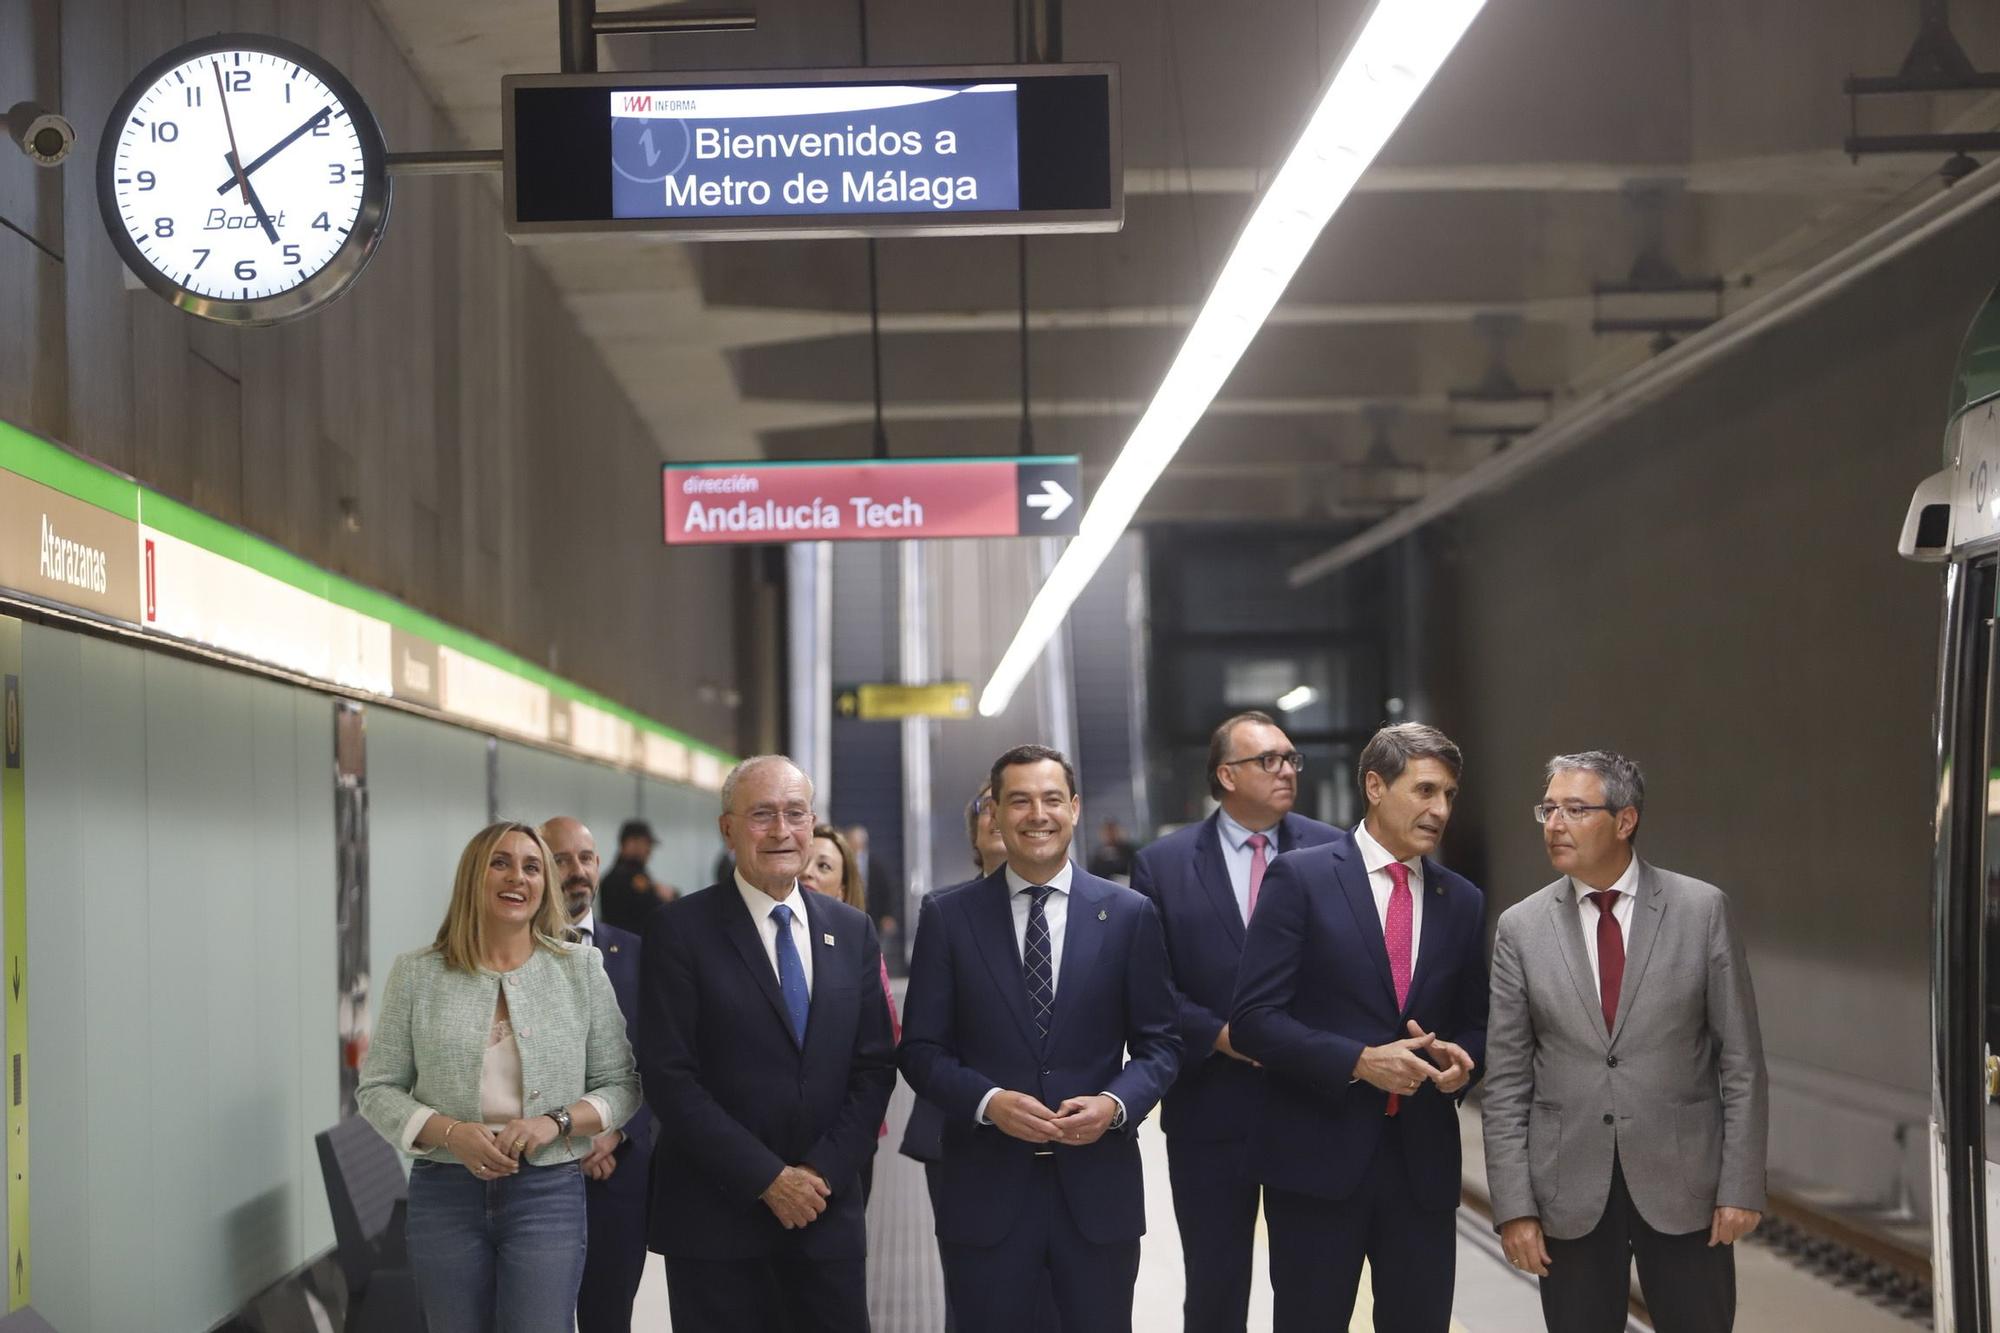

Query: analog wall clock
[{"left": 97, "top": 33, "right": 391, "bottom": 326}]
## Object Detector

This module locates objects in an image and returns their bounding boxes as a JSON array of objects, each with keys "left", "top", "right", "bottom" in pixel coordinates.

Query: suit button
[
  {"left": 1606, "top": 1056, "right": 1618, "bottom": 1068},
  {"left": 1602, "top": 1113, "right": 1614, "bottom": 1125}
]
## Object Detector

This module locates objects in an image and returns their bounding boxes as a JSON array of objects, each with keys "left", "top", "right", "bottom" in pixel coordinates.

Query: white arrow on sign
[{"left": 1025, "top": 479, "right": 1073, "bottom": 521}]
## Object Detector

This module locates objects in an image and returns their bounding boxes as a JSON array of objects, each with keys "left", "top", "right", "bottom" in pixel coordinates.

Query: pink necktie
[
  {"left": 1384, "top": 861, "right": 1414, "bottom": 1115},
  {"left": 1246, "top": 833, "right": 1269, "bottom": 920}
]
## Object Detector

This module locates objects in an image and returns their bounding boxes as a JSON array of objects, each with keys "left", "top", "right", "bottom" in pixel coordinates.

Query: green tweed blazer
[{"left": 357, "top": 942, "right": 642, "bottom": 1167}]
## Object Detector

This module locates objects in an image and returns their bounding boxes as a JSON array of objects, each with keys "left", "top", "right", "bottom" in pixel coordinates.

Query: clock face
[{"left": 97, "top": 34, "right": 391, "bottom": 326}]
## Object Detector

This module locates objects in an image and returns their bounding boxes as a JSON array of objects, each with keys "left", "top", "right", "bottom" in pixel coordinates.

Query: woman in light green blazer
[{"left": 358, "top": 820, "right": 642, "bottom": 1333}]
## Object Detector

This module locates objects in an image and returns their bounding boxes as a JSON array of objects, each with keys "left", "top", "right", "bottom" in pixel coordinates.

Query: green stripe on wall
[{"left": 1, "top": 420, "right": 733, "bottom": 765}]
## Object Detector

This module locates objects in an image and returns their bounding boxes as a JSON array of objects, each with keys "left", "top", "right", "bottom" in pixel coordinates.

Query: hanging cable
[{"left": 858, "top": 0, "right": 888, "bottom": 458}]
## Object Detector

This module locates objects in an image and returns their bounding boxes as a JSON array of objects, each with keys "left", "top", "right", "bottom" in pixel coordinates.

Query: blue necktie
[
  {"left": 1023, "top": 886, "right": 1057, "bottom": 1043},
  {"left": 770, "top": 903, "right": 809, "bottom": 1045}
]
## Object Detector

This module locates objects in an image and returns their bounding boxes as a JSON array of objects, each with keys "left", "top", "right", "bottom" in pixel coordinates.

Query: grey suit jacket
[{"left": 1481, "top": 860, "right": 1768, "bottom": 1239}]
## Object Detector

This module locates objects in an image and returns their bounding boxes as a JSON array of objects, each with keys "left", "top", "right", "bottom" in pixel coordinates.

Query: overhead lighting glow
[
  {"left": 977, "top": 0, "right": 1487, "bottom": 718},
  {"left": 1275, "top": 685, "right": 1320, "bottom": 714}
]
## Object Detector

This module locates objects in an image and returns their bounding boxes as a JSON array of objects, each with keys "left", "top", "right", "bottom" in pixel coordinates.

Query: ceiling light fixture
[
  {"left": 976, "top": 0, "right": 1487, "bottom": 718},
  {"left": 1275, "top": 685, "right": 1320, "bottom": 713}
]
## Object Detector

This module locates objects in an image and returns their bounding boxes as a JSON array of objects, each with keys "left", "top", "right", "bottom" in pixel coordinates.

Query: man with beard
[
  {"left": 1131, "top": 711, "right": 1341, "bottom": 1331},
  {"left": 640, "top": 756, "right": 896, "bottom": 1332},
  {"left": 1230, "top": 723, "right": 1489, "bottom": 1332},
  {"left": 541, "top": 816, "right": 654, "bottom": 1333}
]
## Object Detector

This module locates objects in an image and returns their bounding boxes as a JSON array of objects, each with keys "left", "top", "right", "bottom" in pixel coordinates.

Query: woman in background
[
  {"left": 800, "top": 822, "right": 900, "bottom": 1201},
  {"left": 357, "top": 821, "right": 641, "bottom": 1333}
]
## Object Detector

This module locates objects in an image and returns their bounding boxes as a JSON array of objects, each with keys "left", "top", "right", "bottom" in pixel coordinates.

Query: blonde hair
[
  {"left": 433, "top": 821, "right": 575, "bottom": 972},
  {"left": 810, "top": 824, "right": 867, "bottom": 911}
]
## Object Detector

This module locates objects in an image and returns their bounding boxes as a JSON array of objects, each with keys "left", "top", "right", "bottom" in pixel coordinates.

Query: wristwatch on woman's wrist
[{"left": 544, "top": 1107, "right": 573, "bottom": 1138}]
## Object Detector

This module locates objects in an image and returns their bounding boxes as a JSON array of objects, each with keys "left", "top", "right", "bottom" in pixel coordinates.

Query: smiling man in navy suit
[
  {"left": 639, "top": 755, "right": 897, "bottom": 1333},
  {"left": 900, "top": 744, "right": 1181, "bottom": 1333},
  {"left": 1130, "top": 711, "right": 1341, "bottom": 1332},
  {"left": 1231, "top": 723, "right": 1490, "bottom": 1333},
  {"left": 544, "top": 816, "right": 656, "bottom": 1333}
]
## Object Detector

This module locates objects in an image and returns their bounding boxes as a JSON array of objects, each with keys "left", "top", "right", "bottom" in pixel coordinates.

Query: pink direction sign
[{"left": 662, "top": 456, "right": 1082, "bottom": 545}]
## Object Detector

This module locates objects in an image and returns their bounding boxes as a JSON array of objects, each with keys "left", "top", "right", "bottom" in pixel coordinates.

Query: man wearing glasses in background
[
  {"left": 1130, "top": 711, "right": 1341, "bottom": 1332},
  {"left": 638, "top": 755, "right": 897, "bottom": 1332},
  {"left": 1483, "top": 751, "right": 1767, "bottom": 1333}
]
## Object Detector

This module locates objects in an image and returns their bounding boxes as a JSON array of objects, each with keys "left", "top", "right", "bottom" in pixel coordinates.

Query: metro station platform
[{"left": 622, "top": 1027, "right": 1925, "bottom": 1332}]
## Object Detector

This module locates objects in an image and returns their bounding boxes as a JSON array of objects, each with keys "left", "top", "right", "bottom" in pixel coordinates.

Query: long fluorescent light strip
[{"left": 976, "top": 0, "right": 1487, "bottom": 717}]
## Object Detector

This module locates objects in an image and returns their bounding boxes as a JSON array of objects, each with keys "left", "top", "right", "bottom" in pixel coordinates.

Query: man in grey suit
[{"left": 1483, "top": 751, "right": 1767, "bottom": 1333}]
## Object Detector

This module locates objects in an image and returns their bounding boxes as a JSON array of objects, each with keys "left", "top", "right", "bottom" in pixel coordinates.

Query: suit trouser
[
  {"left": 1164, "top": 1134, "right": 1261, "bottom": 1333},
  {"left": 663, "top": 1249, "right": 869, "bottom": 1333},
  {"left": 1539, "top": 1154, "right": 1735, "bottom": 1333},
  {"left": 939, "top": 1154, "right": 1138, "bottom": 1333},
  {"left": 1264, "top": 1118, "right": 1457, "bottom": 1333},
  {"left": 576, "top": 1165, "right": 650, "bottom": 1333}
]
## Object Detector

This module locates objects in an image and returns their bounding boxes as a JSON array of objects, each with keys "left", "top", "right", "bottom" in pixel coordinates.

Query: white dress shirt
[
  {"left": 1354, "top": 820, "right": 1424, "bottom": 980},
  {"left": 1573, "top": 854, "right": 1640, "bottom": 999},
  {"left": 973, "top": 860, "right": 1126, "bottom": 1129},
  {"left": 573, "top": 910, "right": 596, "bottom": 948},
  {"left": 736, "top": 872, "right": 814, "bottom": 994},
  {"left": 1216, "top": 808, "right": 1281, "bottom": 924}
]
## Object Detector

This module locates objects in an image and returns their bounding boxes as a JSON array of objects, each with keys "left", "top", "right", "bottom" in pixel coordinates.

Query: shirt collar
[
  {"left": 1216, "top": 807, "right": 1280, "bottom": 853},
  {"left": 1572, "top": 854, "right": 1639, "bottom": 904},
  {"left": 1004, "top": 859, "right": 1075, "bottom": 897},
  {"left": 574, "top": 910, "right": 596, "bottom": 939},
  {"left": 735, "top": 870, "right": 803, "bottom": 922},
  {"left": 1353, "top": 819, "right": 1421, "bottom": 878}
]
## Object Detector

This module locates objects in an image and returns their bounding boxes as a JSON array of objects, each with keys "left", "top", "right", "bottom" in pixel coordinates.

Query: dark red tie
[{"left": 1588, "top": 890, "right": 1624, "bottom": 1034}]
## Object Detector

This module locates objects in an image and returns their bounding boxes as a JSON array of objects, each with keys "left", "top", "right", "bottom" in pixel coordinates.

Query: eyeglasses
[
  {"left": 741, "top": 807, "right": 815, "bottom": 831},
  {"left": 1220, "top": 750, "right": 1305, "bottom": 776},
  {"left": 1532, "top": 802, "right": 1613, "bottom": 825}
]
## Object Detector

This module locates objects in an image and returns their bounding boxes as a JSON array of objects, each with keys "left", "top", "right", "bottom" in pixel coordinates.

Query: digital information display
[{"left": 506, "top": 64, "right": 1118, "bottom": 240}]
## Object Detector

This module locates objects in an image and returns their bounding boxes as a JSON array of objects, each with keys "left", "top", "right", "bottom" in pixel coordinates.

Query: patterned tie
[
  {"left": 770, "top": 903, "right": 810, "bottom": 1045},
  {"left": 1588, "top": 890, "right": 1625, "bottom": 1035},
  {"left": 1023, "top": 886, "right": 1057, "bottom": 1043},
  {"left": 1384, "top": 861, "right": 1414, "bottom": 1116},
  {"left": 1245, "top": 832, "right": 1270, "bottom": 920}
]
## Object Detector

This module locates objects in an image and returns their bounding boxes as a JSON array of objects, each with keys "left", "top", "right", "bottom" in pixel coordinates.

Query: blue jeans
[{"left": 406, "top": 1158, "right": 588, "bottom": 1333}]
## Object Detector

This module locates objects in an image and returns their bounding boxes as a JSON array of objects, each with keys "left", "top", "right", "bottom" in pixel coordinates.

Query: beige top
[{"left": 481, "top": 1018, "right": 525, "bottom": 1127}]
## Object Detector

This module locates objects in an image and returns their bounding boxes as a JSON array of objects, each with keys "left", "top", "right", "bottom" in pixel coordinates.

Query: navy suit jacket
[
  {"left": 1131, "top": 810, "right": 1342, "bottom": 1142},
  {"left": 898, "top": 866, "right": 1182, "bottom": 1247},
  {"left": 1230, "top": 835, "right": 1489, "bottom": 1209},
  {"left": 587, "top": 919, "right": 654, "bottom": 1196},
  {"left": 895, "top": 875, "right": 987, "bottom": 1167},
  {"left": 640, "top": 881, "right": 897, "bottom": 1260}
]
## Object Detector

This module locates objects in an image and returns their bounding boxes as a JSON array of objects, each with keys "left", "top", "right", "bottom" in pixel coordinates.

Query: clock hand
[
  {"left": 213, "top": 105, "right": 332, "bottom": 195},
  {"left": 212, "top": 63, "right": 253, "bottom": 206},
  {"left": 228, "top": 150, "right": 281, "bottom": 245}
]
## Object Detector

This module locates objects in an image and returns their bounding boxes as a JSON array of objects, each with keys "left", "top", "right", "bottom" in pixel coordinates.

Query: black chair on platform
[{"left": 316, "top": 1116, "right": 425, "bottom": 1333}]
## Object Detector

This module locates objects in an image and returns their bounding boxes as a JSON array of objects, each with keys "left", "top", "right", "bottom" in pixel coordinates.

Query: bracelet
[{"left": 441, "top": 1119, "right": 467, "bottom": 1151}]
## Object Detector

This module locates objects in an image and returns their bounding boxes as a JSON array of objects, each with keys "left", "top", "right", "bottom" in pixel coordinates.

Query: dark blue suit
[
  {"left": 578, "top": 919, "right": 653, "bottom": 1333},
  {"left": 899, "top": 866, "right": 1181, "bottom": 1333},
  {"left": 640, "top": 881, "right": 897, "bottom": 1333},
  {"left": 1230, "top": 834, "right": 1489, "bottom": 1333},
  {"left": 1130, "top": 810, "right": 1341, "bottom": 1332}
]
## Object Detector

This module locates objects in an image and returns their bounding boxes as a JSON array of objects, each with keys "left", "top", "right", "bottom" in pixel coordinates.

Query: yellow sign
[
  {"left": 2, "top": 618, "right": 24, "bottom": 1309},
  {"left": 834, "top": 681, "right": 975, "bottom": 721}
]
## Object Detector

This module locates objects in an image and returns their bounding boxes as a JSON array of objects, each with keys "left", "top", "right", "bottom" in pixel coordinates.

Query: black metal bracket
[
  {"left": 1844, "top": 0, "right": 2000, "bottom": 178},
  {"left": 559, "top": 2, "right": 757, "bottom": 74}
]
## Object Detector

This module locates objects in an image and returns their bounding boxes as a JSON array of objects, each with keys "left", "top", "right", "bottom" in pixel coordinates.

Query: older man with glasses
[
  {"left": 638, "top": 755, "right": 897, "bottom": 1333},
  {"left": 1483, "top": 751, "right": 1768, "bottom": 1333},
  {"left": 1130, "top": 710, "right": 1342, "bottom": 1332}
]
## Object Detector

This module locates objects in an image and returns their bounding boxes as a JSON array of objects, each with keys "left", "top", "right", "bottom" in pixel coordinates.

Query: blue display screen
[{"left": 608, "top": 82, "right": 1022, "bottom": 220}]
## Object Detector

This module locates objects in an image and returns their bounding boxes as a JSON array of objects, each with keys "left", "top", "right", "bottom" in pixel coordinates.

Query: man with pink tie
[
  {"left": 1230, "top": 723, "right": 1490, "bottom": 1332},
  {"left": 1131, "top": 711, "right": 1340, "bottom": 1331}
]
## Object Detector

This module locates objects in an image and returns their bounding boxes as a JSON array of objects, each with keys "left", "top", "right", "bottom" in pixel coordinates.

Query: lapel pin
[
  {"left": 607, "top": 944, "right": 620, "bottom": 953},
  {"left": 823, "top": 933, "right": 836, "bottom": 946},
  {"left": 1097, "top": 909, "right": 1108, "bottom": 921}
]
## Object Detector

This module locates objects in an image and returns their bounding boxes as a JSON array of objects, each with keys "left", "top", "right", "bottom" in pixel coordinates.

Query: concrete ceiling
[{"left": 368, "top": 0, "right": 2000, "bottom": 523}]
